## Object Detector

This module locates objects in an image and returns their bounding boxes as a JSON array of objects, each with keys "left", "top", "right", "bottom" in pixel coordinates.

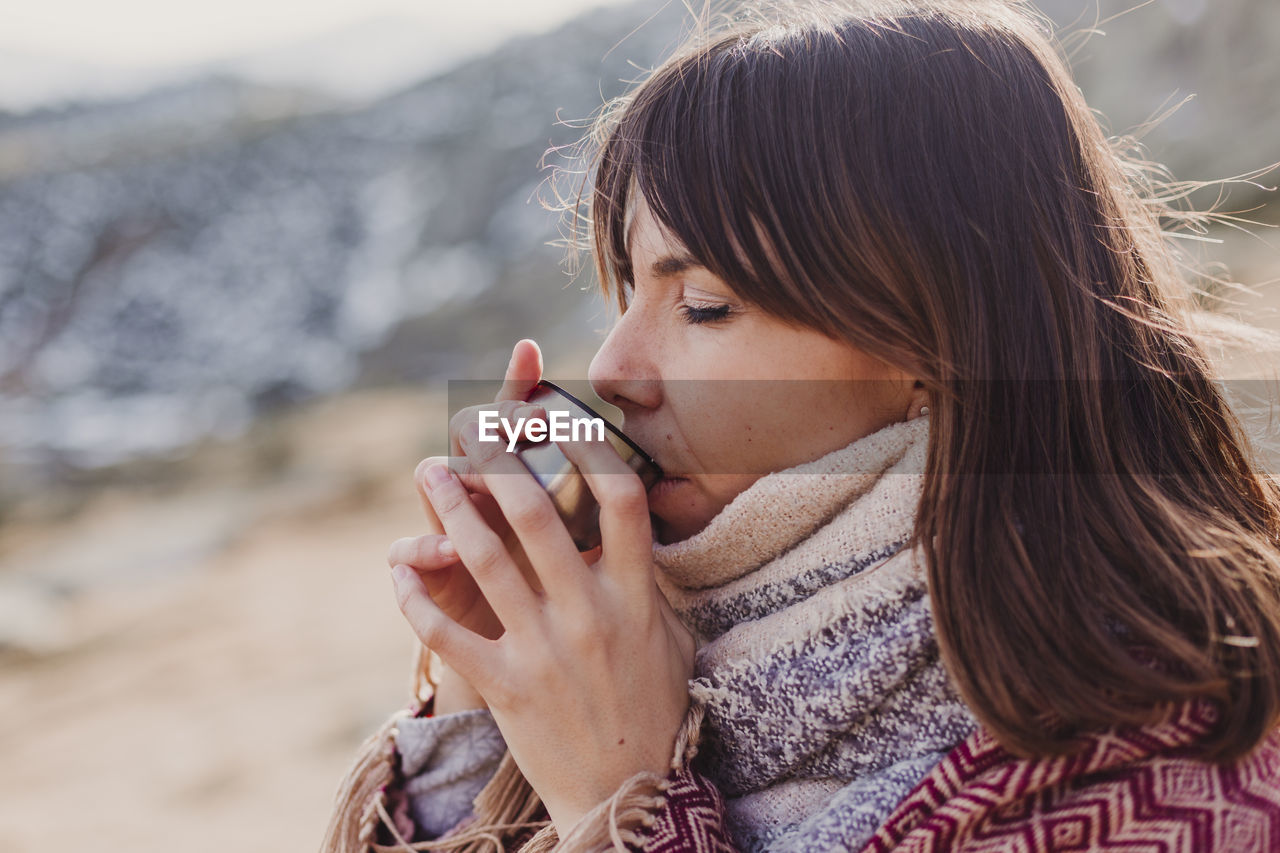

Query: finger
[
  {"left": 496, "top": 338, "right": 543, "bottom": 403},
  {"left": 415, "top": 456, "right": 448, "bottom": 535},
  {"left": 391, "top": 564, "right": 497, "bottom": 694},
  {"left": 415, "top": 456, "right": 529, "bottom": 545},
  {"left": 420, "top": 460, "right": 543, "bottom": 633},
  {"left": 416, "top": 454, "right": 509, "bottom": 512},
  {"left": 555, "top": 433, "right": 656, "bottom": 589},
  {"left": 457, "top": 419, "right": 592, "bottom": 605},
  {"left": 387, "top": 534, "right": 458, "bottom": 570}
]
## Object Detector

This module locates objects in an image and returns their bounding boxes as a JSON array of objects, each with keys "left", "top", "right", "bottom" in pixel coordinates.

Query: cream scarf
[
  {"left": 649, "top": 414, "right": 978, "bottom": 852},
  {"left": 328, "top": 415, "right": 979, "bottom": 853}
]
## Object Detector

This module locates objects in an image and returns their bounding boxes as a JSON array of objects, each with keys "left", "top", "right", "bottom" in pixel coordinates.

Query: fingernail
[
  {"left": 438, "top": 537, "right": 457, "bottom": 559},
  {"left": 425, "top": 463, "right": 453, "bottom": 491},
  {"left": 391, "top": 564, "right": 411, "bottom": 585},
  {"left": 516, "top": 404, "right": 543, "bottom": 421}
]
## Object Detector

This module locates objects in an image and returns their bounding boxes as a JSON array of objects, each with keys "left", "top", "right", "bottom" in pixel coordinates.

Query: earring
[{"left": 919, "top": 405, "right": 930, "bottom": 417}]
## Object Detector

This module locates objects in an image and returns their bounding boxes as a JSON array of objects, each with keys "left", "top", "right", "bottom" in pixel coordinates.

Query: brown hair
[
  {"left": 571, "top": 0, "right": 1280, "bottom": 761},
  {"left": 324, "top": 4, "right": 1280, "bottom": 850}
]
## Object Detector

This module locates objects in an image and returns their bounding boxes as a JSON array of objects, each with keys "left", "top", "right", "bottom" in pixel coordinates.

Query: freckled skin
[{"left": 588, "top": 199, "right": 927, "bottom": 544}]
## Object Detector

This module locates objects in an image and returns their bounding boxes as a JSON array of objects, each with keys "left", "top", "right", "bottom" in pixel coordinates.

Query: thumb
[{"left": 496, "top": 338, "right": 543, "bottom": 402}]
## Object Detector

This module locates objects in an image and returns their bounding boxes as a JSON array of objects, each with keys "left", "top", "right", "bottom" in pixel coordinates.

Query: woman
[{"left": 322, "top": 0, "right": 1280, "bottom": 850}]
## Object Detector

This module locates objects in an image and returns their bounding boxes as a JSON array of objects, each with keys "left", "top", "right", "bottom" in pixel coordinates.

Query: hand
[
  {"left": 389, "top": 340, "right": 546, "bottom": 711},
  {"left": 390, "top": 413, "right": 696, "bottom": 837}
]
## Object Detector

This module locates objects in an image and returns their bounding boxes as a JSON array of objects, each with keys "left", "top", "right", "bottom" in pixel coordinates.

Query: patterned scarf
[{"left": 650, "top": 415, "right": 978, "bottom": 853}]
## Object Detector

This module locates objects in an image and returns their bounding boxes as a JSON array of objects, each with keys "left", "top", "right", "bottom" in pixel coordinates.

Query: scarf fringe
[
  {"left": 321, "top": 642, "right": 436, "bottom": 853},
  {"left": 322, "top": 641, "right": 707, "bottom": 853},
  {"left": 538, "top": 698, "right": 707, "bottom": 853},
  {"left": 320, "top": 702, "right": 417, "bottom": 852}
]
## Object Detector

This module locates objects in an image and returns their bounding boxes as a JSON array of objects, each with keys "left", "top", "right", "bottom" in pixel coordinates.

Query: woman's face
[{"left": 588, "top": 199, "right": 923, "bottom": 544}]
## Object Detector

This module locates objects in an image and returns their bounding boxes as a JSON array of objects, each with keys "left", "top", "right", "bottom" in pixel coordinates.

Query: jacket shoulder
[{"left": 864, "top": 702, "right": 1280, "bottom": 853}]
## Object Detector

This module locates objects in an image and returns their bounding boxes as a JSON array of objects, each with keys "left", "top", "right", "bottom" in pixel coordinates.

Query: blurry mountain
[
  {"left": 0, "top": 0, "right": 1275, "bottom": 477},
  {"left": 210, "top": 15, "right": 476, "bottom": 102},
  {"left": 0, "top": 1, "right": 690, "bottom": 474},
  {"left": 0, "top": 46, "right": 175, "bottom": 112},
  {"left": 0, "top": 14, "right": 510, "bottom": 114}
]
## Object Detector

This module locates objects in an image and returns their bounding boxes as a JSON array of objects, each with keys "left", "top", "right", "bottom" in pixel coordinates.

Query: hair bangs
[
  {"left": 590, "top": 28, "right": 837, "bottom": 331},
  {"left": 572, "top": 0, "right": 1280, "bottom": 763}
]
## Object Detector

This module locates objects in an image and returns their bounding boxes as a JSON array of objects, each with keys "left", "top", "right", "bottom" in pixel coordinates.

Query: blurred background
[{"left": 0, "top": 0, "right": 1277, "bottom": 850}]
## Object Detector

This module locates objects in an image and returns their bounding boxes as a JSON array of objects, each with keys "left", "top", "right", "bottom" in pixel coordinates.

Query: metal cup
[{"left": 511, "top": 379, "right": 664, "bottom": 551}]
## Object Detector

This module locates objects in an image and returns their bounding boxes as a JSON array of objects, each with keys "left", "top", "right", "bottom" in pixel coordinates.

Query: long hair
[
  {"left": 572, "top": 0, "right": 1280, "bottom": 761},
  {"left": 325, "top": 3, "right": 1280, "bottom": 851}
]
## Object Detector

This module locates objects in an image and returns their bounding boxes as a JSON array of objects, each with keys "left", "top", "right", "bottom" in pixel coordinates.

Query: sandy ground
[
  {"left": 0, "top": 232, "right": 1277, "bottom": 853},
  {"left": 0, "top": 389, "right": 441, "bottom": 852}
]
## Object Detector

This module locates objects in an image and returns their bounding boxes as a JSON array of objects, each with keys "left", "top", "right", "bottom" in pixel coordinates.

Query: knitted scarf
[
  {"left": 649, "top": 415, "right": 978, "bottom": 853},
  {"left": 321, "top": 415, "right": 980, "bottom": 853}
]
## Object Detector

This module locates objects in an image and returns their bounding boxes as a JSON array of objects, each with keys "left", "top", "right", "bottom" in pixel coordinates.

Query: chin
[
  {"left": 651, "top": 514, "right": 707, "bottom": 546},
  {"left": 651, "top": 515, "right": 676, "bottom": 546}
]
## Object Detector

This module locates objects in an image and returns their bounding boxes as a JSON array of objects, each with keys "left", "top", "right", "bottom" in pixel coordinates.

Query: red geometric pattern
[
  {"left": 633, "top": 701, "right": 1280, "bottom": 852},
  {"left": 631, "top": 765, "right": 740, "bottom": 852},
  {"left": 862, "top": 700, "right": 1280, "bottom": 853}
]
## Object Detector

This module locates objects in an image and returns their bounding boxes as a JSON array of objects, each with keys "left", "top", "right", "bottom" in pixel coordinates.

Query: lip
[{"left": 647, "top": 475, "right": 688, "bottom": 504}]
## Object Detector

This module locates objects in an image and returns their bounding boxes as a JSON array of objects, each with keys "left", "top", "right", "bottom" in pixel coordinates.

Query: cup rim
[{"left": 530, "top": 379, "right": 664, "bottom": 478}]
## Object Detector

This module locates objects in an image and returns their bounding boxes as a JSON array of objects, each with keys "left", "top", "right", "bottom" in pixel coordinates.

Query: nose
[{"left": 588, "top": 310, "right": 663, "bottom": 413}]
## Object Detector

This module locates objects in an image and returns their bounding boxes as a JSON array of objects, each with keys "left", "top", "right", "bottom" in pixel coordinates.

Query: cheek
[
  {"left": 682, "top": 390, "right": 827, "bottom": 475},
  {"left": 667, "top": 383, "right": 760, "bottom": 463},
  {"left": 685, "top": 381, "right": 897, "bottom": 478}
]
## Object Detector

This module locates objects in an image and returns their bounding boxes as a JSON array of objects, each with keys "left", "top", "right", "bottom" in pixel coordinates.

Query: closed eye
[{"left": 679, "top": 303, "right": 733, "bottom": 325}]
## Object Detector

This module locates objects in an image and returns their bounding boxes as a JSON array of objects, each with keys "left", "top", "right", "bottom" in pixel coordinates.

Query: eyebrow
[{"left": 650, "top": 254, "right": 705, "bottom": 279}]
